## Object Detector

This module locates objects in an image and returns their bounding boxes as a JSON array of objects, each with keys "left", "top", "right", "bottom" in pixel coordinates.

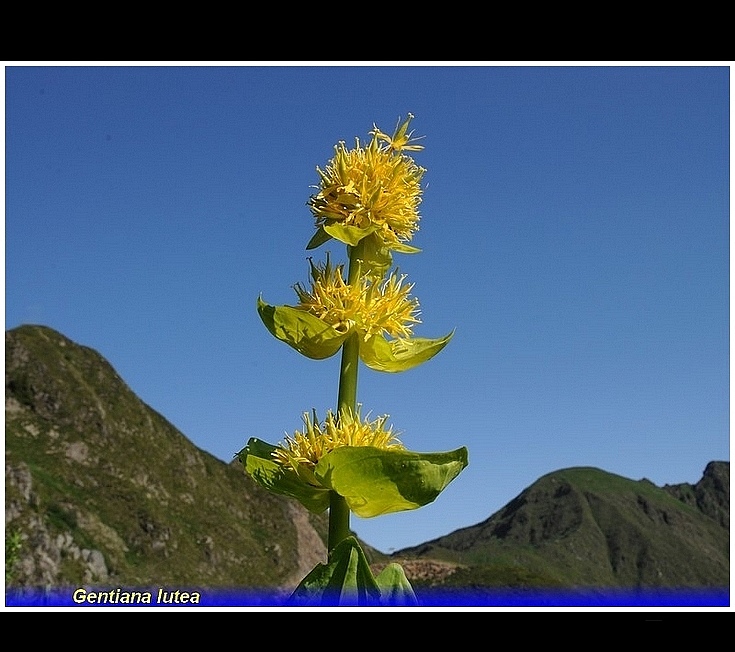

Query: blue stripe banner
[{"left": 5, "top": 586, "right": 729, "bottom": 608}]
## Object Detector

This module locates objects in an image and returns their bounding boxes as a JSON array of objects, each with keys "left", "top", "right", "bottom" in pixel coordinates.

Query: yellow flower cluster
[
  {"left": 294, "top": 256, "right": 421, "bottom": 340},
  {"left": 273, "top": 408, "right": 404, "bottom": 471},
  {"left": 308, "top": 115, "right": 426, "bottom": 248}
]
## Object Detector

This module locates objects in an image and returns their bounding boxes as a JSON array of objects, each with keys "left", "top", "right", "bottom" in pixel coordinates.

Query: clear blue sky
[{"left": 4, "top": 64, "right": 730, "bottom": 554}]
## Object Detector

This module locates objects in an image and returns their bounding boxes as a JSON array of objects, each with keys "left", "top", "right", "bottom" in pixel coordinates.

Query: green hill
[
  {"left": 6, "top": 324, "right": 728, "bottom": 603},
  {"left": 5, "top": 324, "right": 332, "bottom": 591},
  {"left": 392, "top": 464, "right": 729, "bottom": 590}
]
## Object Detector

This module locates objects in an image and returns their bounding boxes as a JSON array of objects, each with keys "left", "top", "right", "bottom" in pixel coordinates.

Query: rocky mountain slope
[{"left": 5, "top": 324, "right": 329, "bottom": 591}]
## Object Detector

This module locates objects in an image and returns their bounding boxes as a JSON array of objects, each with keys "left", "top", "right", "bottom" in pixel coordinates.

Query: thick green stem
[
  {"left": 327, "top": 246, "right": 363, "bottom": 552},
  {"left": 327, "top": 491, "right": 350, "bottom": 552},
  {"left": 336, "top": 332, "right": 360, "bottom": 413}
]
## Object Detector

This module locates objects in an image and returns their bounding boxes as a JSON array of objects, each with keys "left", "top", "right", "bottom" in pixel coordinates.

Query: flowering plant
[{"left": 239, "top": 115, "right": 467, "bottom": 605}]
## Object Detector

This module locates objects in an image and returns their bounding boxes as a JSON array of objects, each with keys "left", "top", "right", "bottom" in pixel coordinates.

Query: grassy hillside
[
  {"left": 5, "top": 324, "right": 329, "bottom": 590},
  {"left": 394, "top": 465, "right": 729, "bottom": 590}
]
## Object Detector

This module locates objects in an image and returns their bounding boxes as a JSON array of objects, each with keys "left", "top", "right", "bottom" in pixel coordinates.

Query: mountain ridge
[
  {"left": 5, "top": 324, "right": 729, "bottom": 595},
  {"left": 390, "top": 464, "right": 729, "bottom": 589},
  {"left": 5, "top": 324, "right": 330, "bottom": 590}
]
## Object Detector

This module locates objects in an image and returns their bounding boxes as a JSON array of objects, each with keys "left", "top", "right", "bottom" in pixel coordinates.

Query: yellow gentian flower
[
  {"left": 371, "top": 112, "right": 426, "bottom": 152},
  {"left": 272, "top": 408, "right": 404, "bottom": 473},
  {"left": 257, "top": 255, "right": 452, "bottom": 373},
  {"left": 293, "top": 255, "right": 421, "bottom": 341},
  {"left": 308, "top": 115, "right": 425, "bottom": 252}
]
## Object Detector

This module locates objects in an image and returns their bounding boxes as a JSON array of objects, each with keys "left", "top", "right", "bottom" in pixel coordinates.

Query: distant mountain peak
[{"left": 394, "top": 463, "right": 729, "bottom": 589}]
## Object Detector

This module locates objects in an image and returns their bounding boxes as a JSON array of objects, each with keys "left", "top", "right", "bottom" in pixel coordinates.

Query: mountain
[
  {"left": 5, "top": 324, "right": 728, "bottom": 601},
  {"left": 5, "top": 324, "right": 332, "bottom": 591},
  {"left": 390, "top": 464, "right": 729, "bottom": 591},
  {"left": 664, "top": 461, "right": 729, "bottom": 530}
]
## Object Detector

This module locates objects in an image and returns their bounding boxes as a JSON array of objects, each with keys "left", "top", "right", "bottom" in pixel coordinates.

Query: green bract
[
  {"left": 256, "top": 297, "right": 349, "bottom": 360},
  {"left": 307, "top": 229, "right": 421, "bottom": 278},
  {"left": 289, "top": 536, "right": 418, "bottom": 606},
  {"left": 239, "top": 438, "right": 330, "bottom": 513},
  {"left": 257, "top": 297, "right": 453, "bottom": 373},
  {"left": 238, "top": 439, "right": 468, "bottom": 518},
  {"left": 360, "top": 331, "right": 455, "bottom": 373}
]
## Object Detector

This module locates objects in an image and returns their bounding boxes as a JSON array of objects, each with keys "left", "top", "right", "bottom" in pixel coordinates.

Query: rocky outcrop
[
  {"left": 664, "top": 460, "right": 729, "bottom": 529},
  {"left": 5, "top": 457, "right": 111, "bottom": 585}
]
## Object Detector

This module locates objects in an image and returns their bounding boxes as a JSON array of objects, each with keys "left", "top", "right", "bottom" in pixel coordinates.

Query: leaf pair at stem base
[{"left": 289, "top": 536, "right": 417, "bottom": 606}]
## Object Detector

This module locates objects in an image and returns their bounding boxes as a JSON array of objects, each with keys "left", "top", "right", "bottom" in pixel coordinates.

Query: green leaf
[
  {"left": 324, "top": 222, "right": 376, "bottom": 247},
  {"left": 352, "top": 232, "right": 422, "bottom": 276},
  {"left": 237, "top": 438, "right": 331, "bottom": 514},
  {"left": 374, "top": 563, "right": 419, "bottom": 605},
  {"left": 390, "top": 242, "right": 422, "bottom": 254},
  {"left": 240, "top": 441, "right": 468, "bottom": 520},
  {"left": 351, "top": 232, "right": 393, "bottom": 278},
  {"left": 288, "top": 536, "right": 382, "bottom": 606},
  {"left": 305, "top": 226, "right": 333, "bottom": 250},
  {"left": 314, "top": 446, "right": 469, "bottom": 518},
  {"left": 257, "top": 297, "right": 349, "bottom": 360},
  {"left": 288, "top": 537, "right": 418, "bottom": 606},
  {"left": 360, "top": 331, "right": 455, "bottom": 373}
]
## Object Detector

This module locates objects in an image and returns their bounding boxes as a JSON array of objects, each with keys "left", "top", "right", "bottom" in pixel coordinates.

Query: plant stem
[
  {"left": 336, "top": 332, "right": 359, "bottom": 413},
  {"left": 327, "top": 246, "right": 363, "bottom": 551},
  {"left": 327, "top": 491, "right": 350, "bottom": 552}
]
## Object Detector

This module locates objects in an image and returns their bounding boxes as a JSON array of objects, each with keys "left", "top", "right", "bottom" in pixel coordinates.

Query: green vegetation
[
  {"left": 440, "top": 563, "right": 566, "bottom": 589},
  {"left": 396, "top": 463, "right": 729, "bottom": 589},
  {"left": 5, "top": 325, "right": 329, "bottom": 589},
  {"left": 5, "top": 324, "right": 728, "bottom": 592},
  {"left": 5, "top": 529, "right": 22, "bottom": 584}
]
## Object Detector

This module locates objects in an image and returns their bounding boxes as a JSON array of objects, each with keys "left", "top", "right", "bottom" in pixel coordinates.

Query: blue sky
[{"left": 4, "top": 64, "right": 730, "bottom": 554}]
